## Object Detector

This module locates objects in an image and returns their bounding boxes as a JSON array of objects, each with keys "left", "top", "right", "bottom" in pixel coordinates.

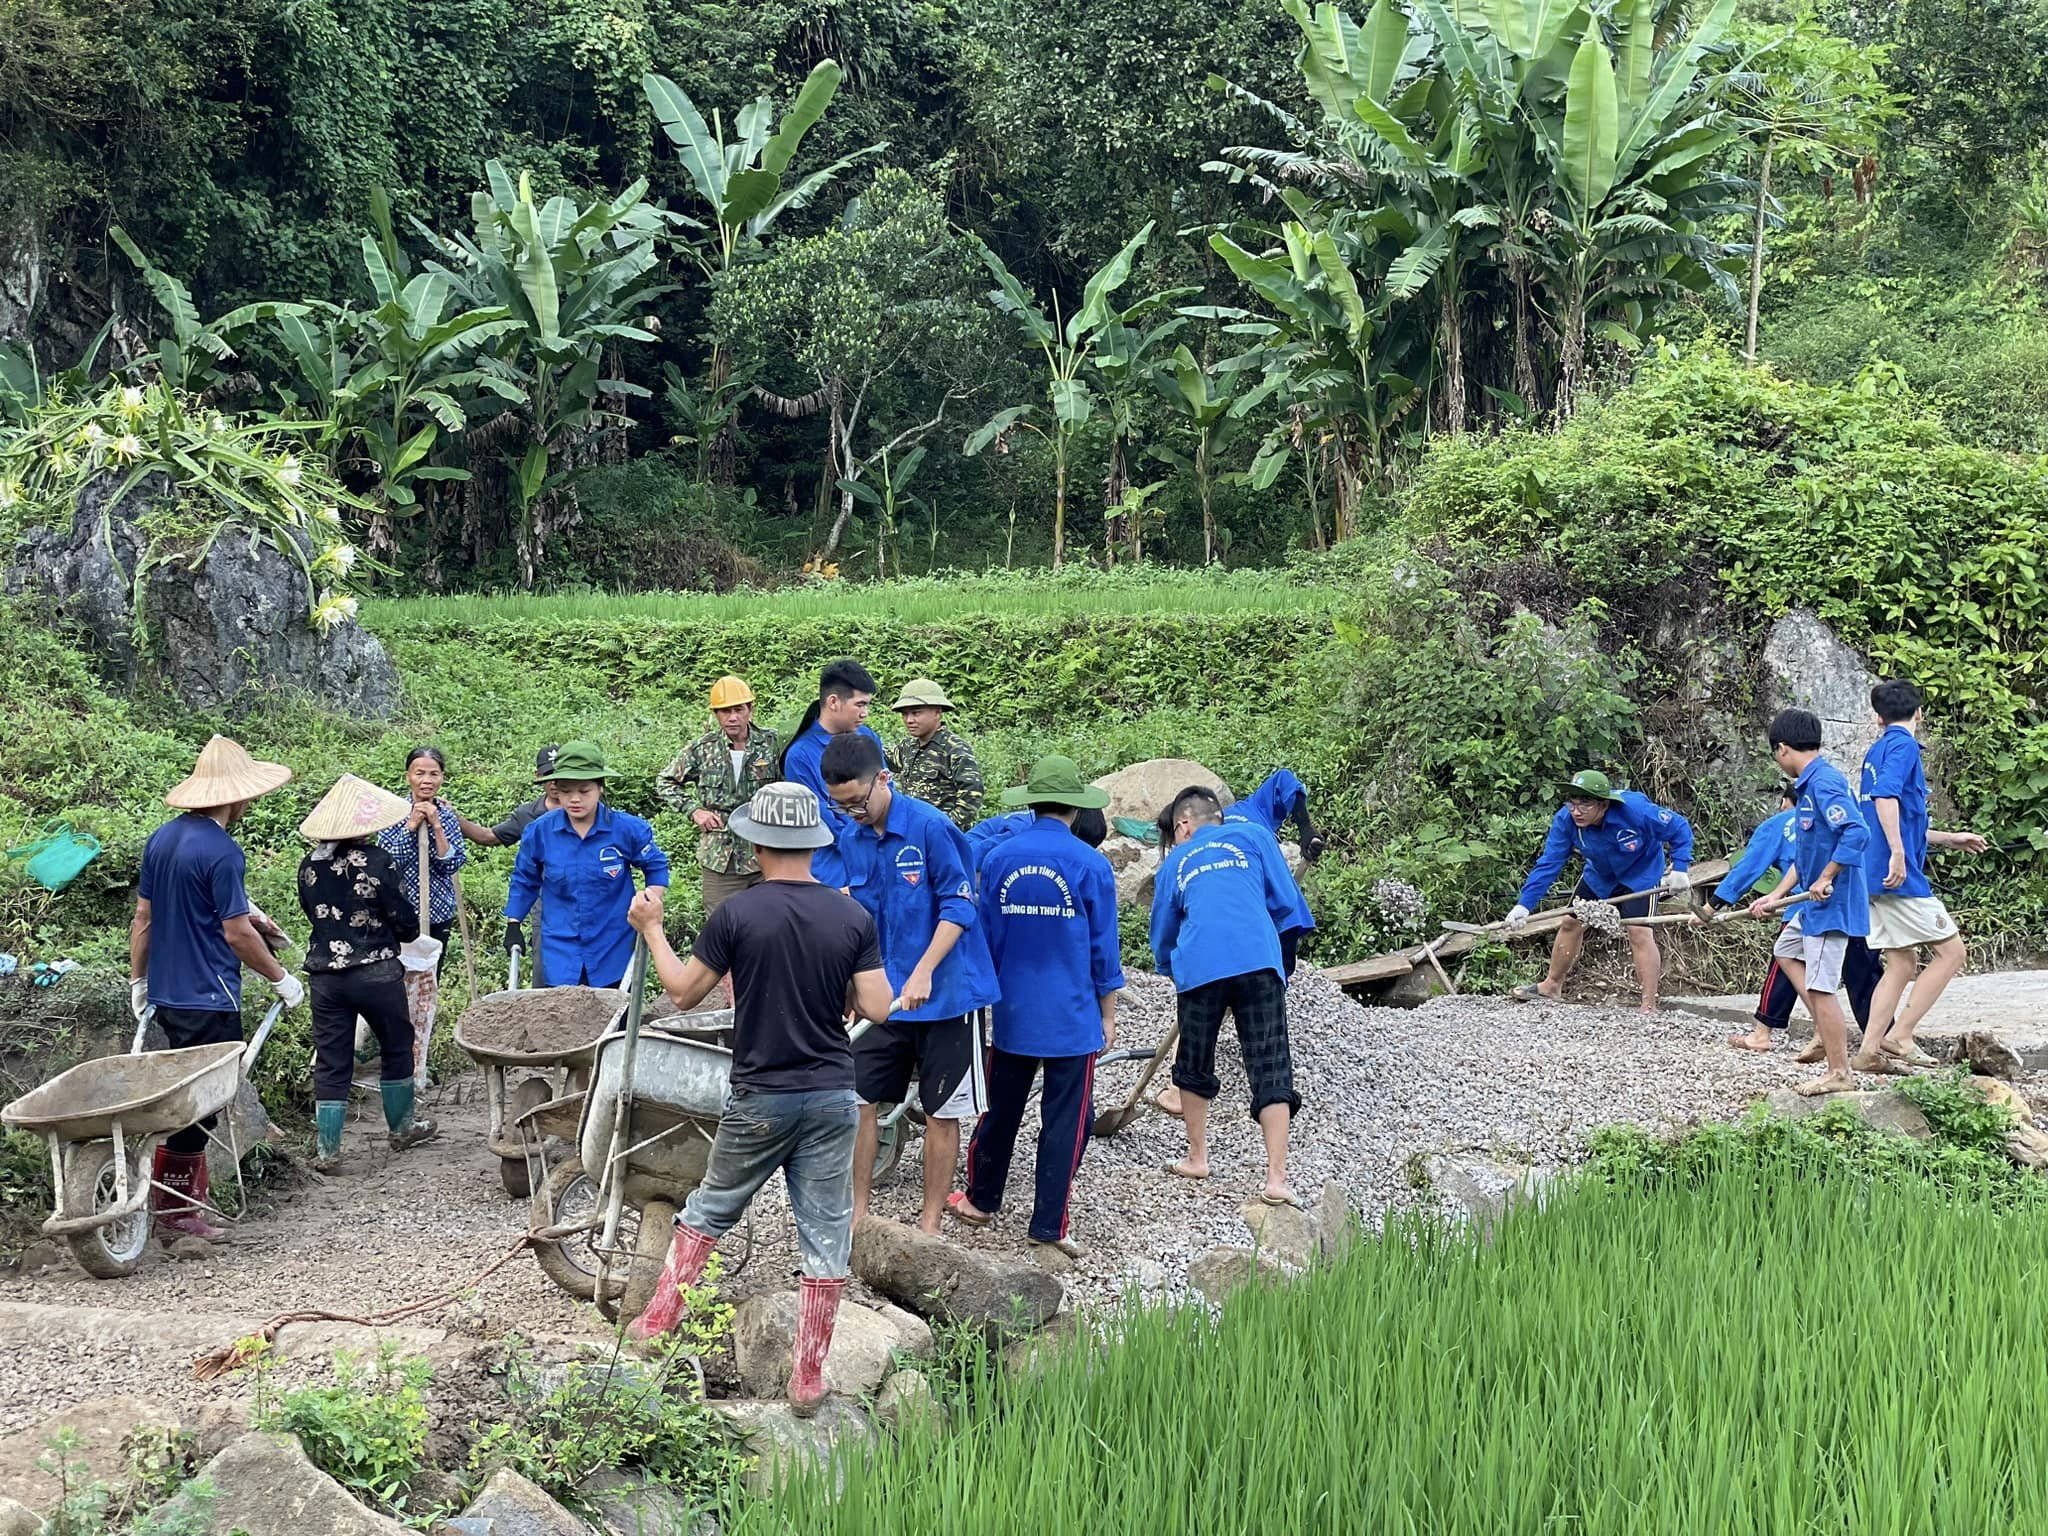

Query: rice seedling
[
  {"left": 369, "top": 566, "right": 1335, "bottom": 632},
  {"left": 735, "top": 1137, "right": 2048, "bottom": 1534}
]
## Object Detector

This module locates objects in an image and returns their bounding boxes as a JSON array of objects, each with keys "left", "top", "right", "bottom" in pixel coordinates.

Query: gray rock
[
  {"left": 0, "top": 1394, "right": 180, "bottom": 1514},
  {"left": 579, "top": 1468, "right": 709, "bottom": 1535},
  {"left": 1423, "top": 1152, "right": 1559, "bottom": 1233},
  {"left": 1763, "top": 1087, "right": 1932, "bottom": 1138},
  {"left": 868, "top": 1300, "right": 934, "bottom": 1360},
  {"left": 730, "top": 1293, "right": 901, "bottom": 1400},
  {"left": 1240, "top": 1198, "right": 1318, "bottom": 1267},
  {"left": 851, "top": 1218, "right": 1063, "bottom": 1340},
  {"left": 1089, "top": 759, "right": 1233, "bottom": 827},
  {"left": 1956, "top": 1031, "right": 2021, "bottom": 1079},
  {"left": 459, "top": 1467, "right": 589, "bottom": 1536},
  {"left": 707, "top": 1399, "right": 876, "bottom": 1497},
  {"left": 5, "top": 473, "right": 401, "bottom": 720},
  {"left": 148, "top": 1431, "right": 409, "bottom": 1535},
  {"left": 1097, "top": 834, "right": 1150, "bottom": 873},
  {"left": 1000, "top": 1311, "right": 1084, "bottom": 1380},
  {"left": 1183, "top": 1244, "right": 1287, "bottom": 1306},
  {"left": 1762, "top": 609, "right": 1879, "bottom": 780},
  {"left": 872, "top": 1370, "right": 937, "bottom": 1433},
  {"left": 1311, "top": 1179, "right": 1356, "bottom": 1261},
  {"left": 1124, "top": 1259, "right": 1169, "bottom": 1293},
  {"left": 0, "top": 1495, "right": 41, "bottom": 1536}
]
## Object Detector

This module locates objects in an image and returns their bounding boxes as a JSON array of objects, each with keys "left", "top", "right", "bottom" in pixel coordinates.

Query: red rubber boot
[
  {"left": 154, "top": 1149, "right": 229, "bottom": 1244},
  {"left": 788, "top": 1276, "right": 846, "bottom": 1417},
  {"left": 625, "top": 1221, "right": 718, "bottom": 1342}
]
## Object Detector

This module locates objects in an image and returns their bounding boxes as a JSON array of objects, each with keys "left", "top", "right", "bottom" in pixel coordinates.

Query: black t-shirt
[{"left": 692, "top": 879, "right": 883, "bottom": 1093}]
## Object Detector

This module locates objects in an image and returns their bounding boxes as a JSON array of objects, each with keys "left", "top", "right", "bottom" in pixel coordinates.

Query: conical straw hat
[
  {"left": 298, "top": 774, "right": 412, "bottom": 841},
  {"left": 164, "top": 735, "right": 293, "bottom": 809}
]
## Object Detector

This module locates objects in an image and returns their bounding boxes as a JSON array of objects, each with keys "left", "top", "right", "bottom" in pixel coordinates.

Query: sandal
[
  {"left": 1726, "top": 1034, "right": 1774, "bottom": 1053},
  {"left": 1884, "top": 1042, "right": 1940, "bottom": 1068},
  {"left": 1258, "top": 1190, "right": 1304, "bottom": 1209},
  {"left": 944, "top": 1191, "right": 992, "bottom": 1230},
  {"left": 1511, "top": 984, "right": 1553, "bottom": 1004}
]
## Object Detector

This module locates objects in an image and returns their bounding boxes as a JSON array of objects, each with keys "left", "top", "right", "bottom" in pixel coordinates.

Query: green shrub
[{"left": 248, "top": 1341, "right": 431, "bottom": 1516}]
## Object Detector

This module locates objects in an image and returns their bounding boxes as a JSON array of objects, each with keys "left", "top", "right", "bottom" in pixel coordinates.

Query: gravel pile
[{"left": 0, "top": 968, "right": 1900, "bottom": 1433}]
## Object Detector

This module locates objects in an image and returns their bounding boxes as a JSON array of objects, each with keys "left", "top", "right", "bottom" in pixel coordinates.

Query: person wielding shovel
[
  {"left": 503, "top": 741, "right": 669, "bottom": 989},
  {"left": 1505, "top": 770, "right": 1694, "bottom": 1014}
]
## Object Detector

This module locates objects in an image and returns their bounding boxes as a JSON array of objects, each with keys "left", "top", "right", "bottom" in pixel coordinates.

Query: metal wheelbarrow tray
[
  {"left": 3, "top": 1042, "right": 246, "bottom": 1143},
  {"left": 454, "top": 985, "right": 622, "bottom": 1197}
]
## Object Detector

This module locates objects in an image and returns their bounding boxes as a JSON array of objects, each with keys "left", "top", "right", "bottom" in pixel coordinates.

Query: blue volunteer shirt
[
  {"left": 1516, "top": 791, "right": 1695, "bottom": 911},
  {"left": 1788, "top": 756, "right": 1870, "bottom": 937},
  {"left": 505, "top": 802, "right": 670, "bottom": 988},
  {"left": 981, "top": 817, "right": 1126, "bottom": 1056},
  {"left": 1149, "top": 820, "right": 1302, "bottom": 993},
  {"left": 1233, "top": 769, "right": 1307, "bottom": 836},
  {"left": 833, "top": 790, "right": 999, "bottom": 1022},
  {"left": 1859, "top": 724, "right": 1934, "bottom": 898},
  {"left": 1714, "top": 809, "right": 1801, "bottom": 921},
  {"left": 965, "top": 810, "right": 1035, "bottom": 881},
  {"left": 782, "top": 721, "right": 887, "bottom": 830},
  {"left": 138, "top": 814, "right": 251, "bottom": 1012}
]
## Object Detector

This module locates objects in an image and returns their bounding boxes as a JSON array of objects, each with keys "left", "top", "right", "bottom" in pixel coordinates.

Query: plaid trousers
[{"left": 1171, "top": 968, "right": 1300, "bottom": 1119}]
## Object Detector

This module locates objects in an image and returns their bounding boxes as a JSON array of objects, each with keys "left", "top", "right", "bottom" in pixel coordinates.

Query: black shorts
[
  {"left": 1171, "top": 970, "right": 1300, "bottom": 1120},
  {"left": 855, "top": 1011, "right": 988, "bottom": 1120},
  {"left": 1574, "top": 877, "right": 1655, "bottom": 919}
]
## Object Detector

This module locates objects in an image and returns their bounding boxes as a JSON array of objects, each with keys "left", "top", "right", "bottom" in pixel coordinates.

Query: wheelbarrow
[
  {"left": 526, "top": 942, "right": 751, "bottom": 1321},
  {"left": 1, "top": 1002, "right": 285, "bottom": 1278},
  {"left": 452, "top": 969, "right": 610, "bottom": 1199}
]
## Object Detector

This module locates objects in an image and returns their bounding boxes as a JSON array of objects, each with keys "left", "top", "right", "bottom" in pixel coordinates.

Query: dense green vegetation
[{"left": 736, "top": 1116, "right": 2048, "bottom": 1533}]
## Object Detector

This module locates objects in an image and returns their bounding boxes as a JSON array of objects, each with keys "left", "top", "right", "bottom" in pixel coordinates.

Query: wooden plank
[{"left": 1320, "top": 857, "right": 1736, "bottom": 994}]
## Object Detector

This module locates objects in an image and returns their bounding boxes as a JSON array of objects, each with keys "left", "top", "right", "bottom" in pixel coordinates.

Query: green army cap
[
  {"left": 1002, "top": 755, "right": 1111, "bottom": 810},
  {"left": 1562, "top": 769, "right": 1625, "bottom": 803},
  {"left": 541, "top": 740, "right": 610, "bottom": 782},
  {"left": 891, "top": 679, "right": 954, "bottom": 711}
]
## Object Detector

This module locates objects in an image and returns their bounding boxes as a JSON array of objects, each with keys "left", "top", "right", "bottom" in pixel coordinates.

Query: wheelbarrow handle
[
  {"left": 243, "top": 1000, "right": 287, "bottom": 1072},
  {"left": 130, "top": 1003, "right": 155, "bottom": 1056}
]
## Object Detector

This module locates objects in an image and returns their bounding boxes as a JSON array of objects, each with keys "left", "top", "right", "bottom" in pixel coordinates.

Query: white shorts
[
  {"left": 1773, "top": 917, "right": 1850, "bottom": 994},
  {"left": 1866, "top": 895, "right": 1960, "bottom": 951}
]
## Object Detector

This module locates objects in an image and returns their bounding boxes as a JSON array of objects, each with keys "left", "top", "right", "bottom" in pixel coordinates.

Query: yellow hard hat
[{"left": 708, "top": 675, "right": 755, "bottom": 710}]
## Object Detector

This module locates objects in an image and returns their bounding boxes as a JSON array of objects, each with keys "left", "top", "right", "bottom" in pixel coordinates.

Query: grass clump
[{"left": 735, "top": 1133, "right": 2048, "bottom": 1533}]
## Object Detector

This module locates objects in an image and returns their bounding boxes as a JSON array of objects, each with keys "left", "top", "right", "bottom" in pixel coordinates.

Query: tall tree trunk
[
  {"left": 1197, "top": 436, "right": 1215, "bottom": 565},
  {"left": 1555, "top": 265, "right": 1589, "bottom": 419},
  {"left": 1103, "top": 432, "right": 1128, "bottom": 567},
  {"left": 1744, "top": 139, "right": 1775, "bottom": 367},
  {"left": 1440, "top": 276, "right": 1468, "bottom": 434},
  {"left": 1507, "top": 245, "right": 1541, "bottom": 414},
  {"left": 1052, "top": 437, "right": 1067, "bottom": 570},
  {"left": 821, "top": 382, "right": 857, "bottom": 555}
]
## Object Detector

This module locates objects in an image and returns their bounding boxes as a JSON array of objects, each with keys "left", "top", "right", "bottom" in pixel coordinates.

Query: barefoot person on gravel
[
  {"left": 1505, "top": 770, "right": 1694, "bottom": 1014},
  {"left": 622, "top": 783, "right": 894, "bottom": 1415},
  {"left": 821, "top": 733, "right": 1001, "bottom": 1237},
  {"left": 947, "top": 757, "right": 1124, "bottom": 1267},
  {"left": 130, "top": 736, "right": 305, "bottom": 1245},
  {"left": 1149, "top": 787, "right": 1304, "bottom": 1206},
  {"left": 1749, "top": 709, "right": 1872, "bottom": 1097},
  {"left": 295, "top": 775, "right": 437, "bottom": 1171},
  {"left": 1853, "top": 681, "right": 1990, "bottom": 1070}
]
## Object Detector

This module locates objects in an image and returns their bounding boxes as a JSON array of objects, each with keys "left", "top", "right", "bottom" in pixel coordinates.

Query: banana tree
[
  {"left": 964, "top": 222, "right": 1155, "bottom": 569},
  {"left": 835, "top": 443, "right": 928, "bottom": 581},
  {"left": 1089, "top": 290, "right": 1191, "bottom": 563},
  {"left": 109, "top": 228, "right": 307, "bottom": 394},
  {"left": 1150, "top": 345, "right": 1288, "bottom": 565}
]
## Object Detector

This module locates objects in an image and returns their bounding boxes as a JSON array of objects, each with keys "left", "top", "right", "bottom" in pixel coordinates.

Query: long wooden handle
[{"left": 417, "top": 826, "right": 431, "bottom": 929}]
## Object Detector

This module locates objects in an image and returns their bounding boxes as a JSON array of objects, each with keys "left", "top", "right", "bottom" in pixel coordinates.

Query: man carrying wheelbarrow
[
  {"left": 129, "top": 736, "right": 305, "bottom": 1244},
  {"left": 623, "top": 782, "right": 894, "bottom": 1414},
  {"left": 1504, "top": 770, "right": 1694, "bottom": 1015}
]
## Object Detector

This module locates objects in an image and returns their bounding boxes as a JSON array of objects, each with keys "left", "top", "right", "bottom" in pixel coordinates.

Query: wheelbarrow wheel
[
  {"left": 619, "top": 1198, "right": 676, "bottom": 1324},
  {"left": 872, "top": 1113, "right": 907, "bottom": 1185},
  {"left": 64, "top": 1141, "right": 151, "bottom": 1280},
  {"left": 531, "top": 1157, "right": 630, "bottom": 1305},
  {"left": 499, "top": 1077, "right": 554, "bottom": 1198}
]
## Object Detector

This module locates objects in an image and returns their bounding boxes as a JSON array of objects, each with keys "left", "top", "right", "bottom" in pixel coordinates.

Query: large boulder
[
  {"left": 730, "top": 1293, "right": 909, "bottom": 1399},
  {"left": 1763, "top": 1087, "right": 1932, "bottom": 1138},
  {"left": 850, "top": 1218, "right": 1063, "bottom": 1340},
  {"left": 1240, "top": 1198, "right": 1319, "bottom": 1267},
  {"left": 458, "top": 1467, "right": 590, "bottom": 1535},
  {"left": 0, "top": 1396, "right": 179, "bottom": 1515},
  {"left": 5, "top": 472, "right": 400, "bottom": 720},
  {"left": 707, "top": 1399, "right": 877, "bottom": 1498},
  {"left": 1089, "top": 760, "right": 1234, "bottom": 827},
  {"left": 1762, "top": 610, "right": 1878, "bottom": 779},
  {"left": 1423, "top": 1152, "right": 1560, "bottom": 1233},
  {"left": 146, "top": 1431, "right": 409, "bottom": 1535},
  {"left": 1184, "top": 1244, "right": 1289, "bottom": 1306}
]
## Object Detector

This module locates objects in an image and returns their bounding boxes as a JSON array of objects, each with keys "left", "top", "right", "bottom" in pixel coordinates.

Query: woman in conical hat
[{"left": 297, "top": 774, "right": 439, "bottom": 1171}]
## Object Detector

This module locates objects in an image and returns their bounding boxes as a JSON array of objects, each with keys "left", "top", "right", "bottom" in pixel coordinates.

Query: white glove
[
  {"left": 129, "top": 978, "right": 150, "bottom": 1022},
  {"left": 1502, "top": 904, "right": 1532, "bottom": 934},
  {"left": 1659, "top": 868, "right": 1691, "bottom": 897},
  {"left": 273, "top": 973, "right": 306, "bottom": 1010}
]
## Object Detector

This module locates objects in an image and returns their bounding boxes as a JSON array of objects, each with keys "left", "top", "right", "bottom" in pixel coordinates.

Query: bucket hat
[
  {"left": 540, "top": 741, "right": 609, "bottom": 782},
  {"left": 299, "top": 774, "right": 412, "bottom": 841},
  {"left": 1001, "top": 755, "right": 1112, "bottom": 810},
  {"left": 891, "top": 679, "right": 954, "bottom": 711},
  {"left": 531, "top": 745, "right": 561, "bottom": 781},
  {"left": 728, "top": 781, "right": 836, "bottom": 850},
  {"left": 1562, "top": 769, "right": 1626, "bottom": 804},
  {"left": 708, "top": 676, "right": 755, "bottom": 710},
  {"left": 165, "top": 736, "right": 293, "bottom": 809}
]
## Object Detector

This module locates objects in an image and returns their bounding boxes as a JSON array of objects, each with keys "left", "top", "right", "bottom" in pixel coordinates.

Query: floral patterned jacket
[{"left": 297, "top": 841, "right": 423, "bottom": 973}]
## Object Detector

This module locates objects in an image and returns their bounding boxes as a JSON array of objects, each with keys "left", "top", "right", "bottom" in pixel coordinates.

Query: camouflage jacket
[
  {"left": 656, "top": 726, "right": 783, "bottom": 874},
  {"left": 889, "top": 726, "right": 985, "bottom": 830}
]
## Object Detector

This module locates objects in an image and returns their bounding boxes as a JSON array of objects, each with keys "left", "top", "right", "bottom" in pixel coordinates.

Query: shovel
[
  {"left": 1091, "top": 1026, "right": 1179, "bottom": 1138},
  {"left": 1440, "top": 880, "right": 1674, "bottom": 937},
  {"left": 401, "top": 826, "right": 444, "bottom": 1090}
]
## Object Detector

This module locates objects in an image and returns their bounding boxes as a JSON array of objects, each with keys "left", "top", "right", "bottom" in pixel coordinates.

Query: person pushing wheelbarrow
[{"left": 623, "top": 782, "right": 894, "bottom": 1414}]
